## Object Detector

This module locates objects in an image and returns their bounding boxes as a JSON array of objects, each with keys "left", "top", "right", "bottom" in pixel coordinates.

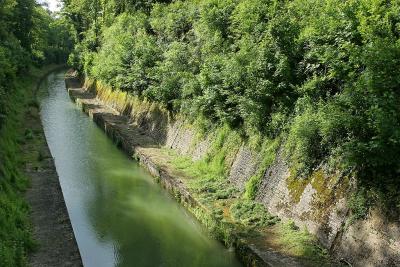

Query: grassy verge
[{"left": 0, "top": 65, "right": 62, "bottom": 267}]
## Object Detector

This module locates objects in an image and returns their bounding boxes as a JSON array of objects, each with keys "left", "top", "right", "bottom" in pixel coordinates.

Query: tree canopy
[{"left": 0, "top": 0, "right": 75, "bottom": 127}]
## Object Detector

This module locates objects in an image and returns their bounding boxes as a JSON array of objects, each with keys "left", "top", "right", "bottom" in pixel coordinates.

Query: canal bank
[
  {"left": 65, "top": 72, "right": 335, "bottom": 266},
  {"left": 0, "top": 66, "right": 82, "bottom": 267},
  {"left": 25, "top": 66, "right": 82, "bottom": 267}
]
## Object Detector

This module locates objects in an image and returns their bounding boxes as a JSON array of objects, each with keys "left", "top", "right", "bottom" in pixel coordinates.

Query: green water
[{"left": 38, "top": 71, "right": 242, "bottom": 267}]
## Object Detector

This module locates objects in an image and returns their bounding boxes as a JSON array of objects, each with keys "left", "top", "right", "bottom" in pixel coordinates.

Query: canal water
[{"left": 38, "top": 71, "right": 241, "bottom": 267}]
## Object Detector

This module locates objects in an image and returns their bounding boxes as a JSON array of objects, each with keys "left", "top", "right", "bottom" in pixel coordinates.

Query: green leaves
[
  {"left": 0, "top": 0, "right": 72, "bottom": 121},
  {"left": 68, "top": 0, "right": 400, "bottom": 211},
  {"left": 90, "top": 13, "right": 160, "bottom": 92}
]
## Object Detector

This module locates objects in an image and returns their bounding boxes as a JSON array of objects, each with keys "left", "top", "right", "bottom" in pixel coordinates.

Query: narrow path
[{"left": 24, "top": 77, "right": 82, "bottom": 266}]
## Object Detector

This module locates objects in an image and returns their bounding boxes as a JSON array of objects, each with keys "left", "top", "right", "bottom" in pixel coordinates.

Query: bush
[{"left": 66, "top": 0, "right": 400, "bottom": 212}]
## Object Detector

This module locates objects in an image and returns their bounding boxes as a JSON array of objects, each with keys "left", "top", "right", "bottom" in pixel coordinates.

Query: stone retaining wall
[{"left": 65, "top": 72, "right": 400, "bottom": 267}]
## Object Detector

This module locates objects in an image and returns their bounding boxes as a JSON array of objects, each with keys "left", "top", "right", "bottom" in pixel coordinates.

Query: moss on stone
[
  {"left": 310, "top": 169, "right": 331, "bottom": 203},
  {"left": 287, "top": 172, "right": 310, "bottom": 204},
  {"left": 89, "top": 78, "right": 169, "bottom": 124}
]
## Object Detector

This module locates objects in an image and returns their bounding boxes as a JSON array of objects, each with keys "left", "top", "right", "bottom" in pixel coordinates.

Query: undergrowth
[
  {"left": 0, "top": 78, "right": 35, "bottom": 267},
  {"left": 347, "top": 188, "right": 375, "bottom": 225},
  {"left": 170, "top": 124, "right": 241, "bottom": 203},
  {"left": 230, "top": 201, "right": 280, "bottom": 227},
  {"left": 165, "top": 122, "right": 330, "bottom": 263},
  {"left": 0, "top": 66, "right": 56, "bottom": 267},
  {"left": 277, "top": 221, "right": 329, "bottom": 263}
]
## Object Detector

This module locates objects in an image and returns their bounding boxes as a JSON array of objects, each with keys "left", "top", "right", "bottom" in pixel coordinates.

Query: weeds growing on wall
[
  {"left": 230, "top": 201, "right": 279, "bottom": 227},
  {"left": 244, "top": 138, "right": 280, "bottom": 200},
  {"left": 169, "top": 124, "right": 241, "bottom": 203},
  {"left": 278, "top": 220, "right": 329, "bottom": 262}
]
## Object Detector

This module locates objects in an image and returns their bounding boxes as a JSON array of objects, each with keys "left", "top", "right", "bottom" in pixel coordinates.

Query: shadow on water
[{"left": 38, "top": 71, "right": 242, "bottom": 267}]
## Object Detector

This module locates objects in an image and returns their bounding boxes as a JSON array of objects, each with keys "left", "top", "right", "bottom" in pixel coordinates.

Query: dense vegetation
[
  {"left": 0, "top": 1, "right": 74, "bottom": 265},
  {"left": 1, "top": 0, "right": 397, "bottom": 265},
  {"left": 65, "top": 0, "right": 400, "bottom": 215},
  {"left": 0, "top": 0, "right": 74, "bottom": 128}
]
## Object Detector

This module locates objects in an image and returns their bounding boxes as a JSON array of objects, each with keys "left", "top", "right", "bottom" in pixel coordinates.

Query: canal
[{"left": 38, "top": 70, "right": 241, "bottom": 267}]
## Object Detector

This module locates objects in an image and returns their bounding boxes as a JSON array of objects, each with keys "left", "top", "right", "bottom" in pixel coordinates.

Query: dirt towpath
[{"left": 24, "top": 69, "right": 82, "bottom": 266}]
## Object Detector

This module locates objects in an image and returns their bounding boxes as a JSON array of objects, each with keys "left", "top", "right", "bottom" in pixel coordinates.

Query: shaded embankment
[
  {"left": 24, "top": 67, "right": 82, "bottom": 266},
  {"left": 0, "top": 66, "right": 81, "bottom": 267}
]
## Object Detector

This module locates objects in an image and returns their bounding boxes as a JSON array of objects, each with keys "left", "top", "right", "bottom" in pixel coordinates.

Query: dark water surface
[{"left": 38, "top": 71, "right": 242, "bottom": 267}]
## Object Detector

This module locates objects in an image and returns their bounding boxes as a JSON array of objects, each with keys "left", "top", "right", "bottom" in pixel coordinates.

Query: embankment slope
[{"left": 5, "top": 67, "right": 82, "bottom": 266}]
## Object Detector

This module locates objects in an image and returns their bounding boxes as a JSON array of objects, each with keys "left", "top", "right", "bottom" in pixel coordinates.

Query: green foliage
[
  {"left": 0, "top": 79, "right": 36, "bottom": 267},
  {"left": 0, "top": 0, "right": 75, "bottom": 129},
  {"left": 278, "top": 220, "right": 329, "bottom": 263},
  {"left": 66, "top": 0, "right": 400, "bottom": 212},
  {"left": 168, "top": 125, "right": 241, "bottom": 203},
  {"left": 230, "top": 200, "right": 279, "bottom": 227},
  {"left": 150, "top": 1, "right": 197, "bottom": 42},
  {"left": 170, "top": 151, "right": 239, "bottom": 204},
  {"left": 90, "top": 12, "right": 157, "bottom": 91},
  {"left": 0, "top": 1, "right": 74, "bottom": 265},
  {"left": 31, "top": 7, "right": 75, "bottom": 65},
  {"left": 244, "top": 138, "right": 279, "bottom": 200},
  {"left": 347, "top": 188, "right": 375, "bottom": 223},
  {"left": 24, "top": 129, "right": 34, "bottom": 140}
]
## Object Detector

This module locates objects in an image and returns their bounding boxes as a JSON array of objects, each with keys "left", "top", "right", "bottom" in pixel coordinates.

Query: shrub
[{"left": 65, "top": 0, "right": 400, "bottom": 212}]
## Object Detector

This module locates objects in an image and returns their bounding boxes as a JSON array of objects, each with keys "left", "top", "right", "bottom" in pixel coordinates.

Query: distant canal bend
[{"left": 38, "top": 70, "right": 242, "bottom": 267}]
